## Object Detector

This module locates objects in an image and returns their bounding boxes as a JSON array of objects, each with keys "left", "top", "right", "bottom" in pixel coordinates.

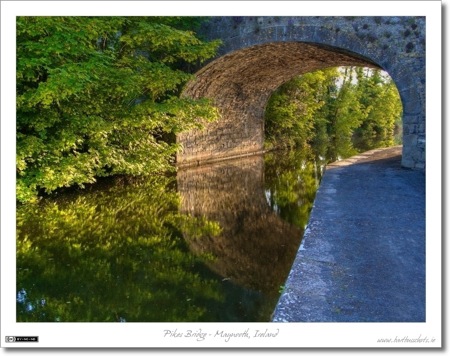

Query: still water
[{"left": 16, "top": 149, "right": 326, "bottom": 322}]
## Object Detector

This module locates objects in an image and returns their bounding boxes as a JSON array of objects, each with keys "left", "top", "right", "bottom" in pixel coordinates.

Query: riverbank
[{"left": 272, "top": 146, "right": 425, "bottom": 322}]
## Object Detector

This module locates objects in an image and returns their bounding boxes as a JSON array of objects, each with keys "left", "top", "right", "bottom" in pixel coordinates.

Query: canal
[{"left": 16, "top": 148, "right": 326, "bottom": 322}]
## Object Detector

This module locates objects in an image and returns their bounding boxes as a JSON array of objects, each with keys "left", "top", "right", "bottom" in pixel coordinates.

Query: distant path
[{"left": 272, "top": 146, "right": 425, "bottom": 322}]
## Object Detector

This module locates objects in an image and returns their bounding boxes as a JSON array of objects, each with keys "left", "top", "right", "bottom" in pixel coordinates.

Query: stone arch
[{"left": 177, "top": 17, "right": 425, "bottom": 169}]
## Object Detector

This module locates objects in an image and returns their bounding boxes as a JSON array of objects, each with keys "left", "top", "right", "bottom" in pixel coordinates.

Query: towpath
[{"left": 272, "top": 146, "right": 425, "bottom": 322}]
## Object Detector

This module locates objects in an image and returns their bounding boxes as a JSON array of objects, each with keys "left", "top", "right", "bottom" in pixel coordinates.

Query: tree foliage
[
  {"left": 16, "top": 16, "right": 221, "bottom": 203},
  {"left": 352, "top": 68, "right": 403, "bottom": 151},
  {"left": 264, "top": 68, "right": 338, "bottom": 150},
  {"left": 264, "top": 66, "right": 403, "bottom": 161}
]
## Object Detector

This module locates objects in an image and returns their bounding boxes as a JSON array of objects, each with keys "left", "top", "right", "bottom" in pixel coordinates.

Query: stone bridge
[{"left": 176, "top": 16, "right": 425, "bottom": 169}]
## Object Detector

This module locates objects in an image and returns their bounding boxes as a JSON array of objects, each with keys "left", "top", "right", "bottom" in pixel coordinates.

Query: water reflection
[
  {"left": 178, "top": 155, "right": 304, "bottom": 298},
  {"left": 264, "top": 149, "right": 324, "bottom": 228},
  {"left": 16, "top": 176, "right": 224, "bottom": 322},
  {"left": 17, "top": 149, "right": 324, "bottom": 322}
]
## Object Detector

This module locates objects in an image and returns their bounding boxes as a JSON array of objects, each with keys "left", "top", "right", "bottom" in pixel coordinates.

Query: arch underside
[{"left": 177, "top": 42, "right": 379, "bottom": 166}]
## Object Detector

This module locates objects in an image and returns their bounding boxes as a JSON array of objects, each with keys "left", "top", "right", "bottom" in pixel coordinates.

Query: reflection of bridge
[
  {"left": 177, "top": 17, "right": 425, "bottom": 169},
  {"left": 177, "top": 155, "right": 302, "bottom": 296}
]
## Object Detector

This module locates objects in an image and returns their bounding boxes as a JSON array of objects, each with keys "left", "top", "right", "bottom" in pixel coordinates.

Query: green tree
[
  {"left": 264, "top": 68, "right": 338, "bottom": 150},
  {"left": 353, "top": 68, "right": 403, "bottom": 150},
  {"left": 264, "top": 66, "right": 402, "bottom": 162},
  {"left": 322, "top": 67, "right": 367, "bottom": 160},
  {"left": 16, "top": 16, "right": 221, "bottom": 203}
]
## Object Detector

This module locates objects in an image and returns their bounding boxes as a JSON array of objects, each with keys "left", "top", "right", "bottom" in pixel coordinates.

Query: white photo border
[{"left": 1, "top": 0, "right": 442, "bottom": 349}]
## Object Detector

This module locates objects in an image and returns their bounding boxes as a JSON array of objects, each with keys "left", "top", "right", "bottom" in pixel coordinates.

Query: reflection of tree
[
  {"left": 264, "top": 149, "right": 325, "bottom": 230},
  {"left": 16, "top": 175, "right": 223, "bottom": 322}
]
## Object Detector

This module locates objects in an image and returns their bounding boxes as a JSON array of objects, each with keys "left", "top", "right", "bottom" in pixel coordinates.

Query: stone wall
[{"left": 177, "top": 16, "right": 425, "bottom": 169}]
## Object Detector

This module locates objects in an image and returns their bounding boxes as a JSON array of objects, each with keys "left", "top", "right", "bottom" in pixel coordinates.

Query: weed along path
[{"left": 272, "top": 146, "right": 425, "bottom": 322}]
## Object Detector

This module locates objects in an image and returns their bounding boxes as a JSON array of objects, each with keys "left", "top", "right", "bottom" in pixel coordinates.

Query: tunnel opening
[{"left": 263, "top": 65, "right": 403, "bottom": 164}]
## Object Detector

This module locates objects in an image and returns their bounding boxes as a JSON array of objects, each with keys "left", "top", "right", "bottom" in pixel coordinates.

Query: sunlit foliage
[
  {"left": 352, "top": 68, "right": 403, "bottom": 151},
  {"left": 16, "top": 16, "right": 221, "bottom": 203},
  {"left": 265, "top": 67, "right": 403, "bottom": 161},
  {"left": 265, "top": 68, "right": 339, "bottom": 150}
]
